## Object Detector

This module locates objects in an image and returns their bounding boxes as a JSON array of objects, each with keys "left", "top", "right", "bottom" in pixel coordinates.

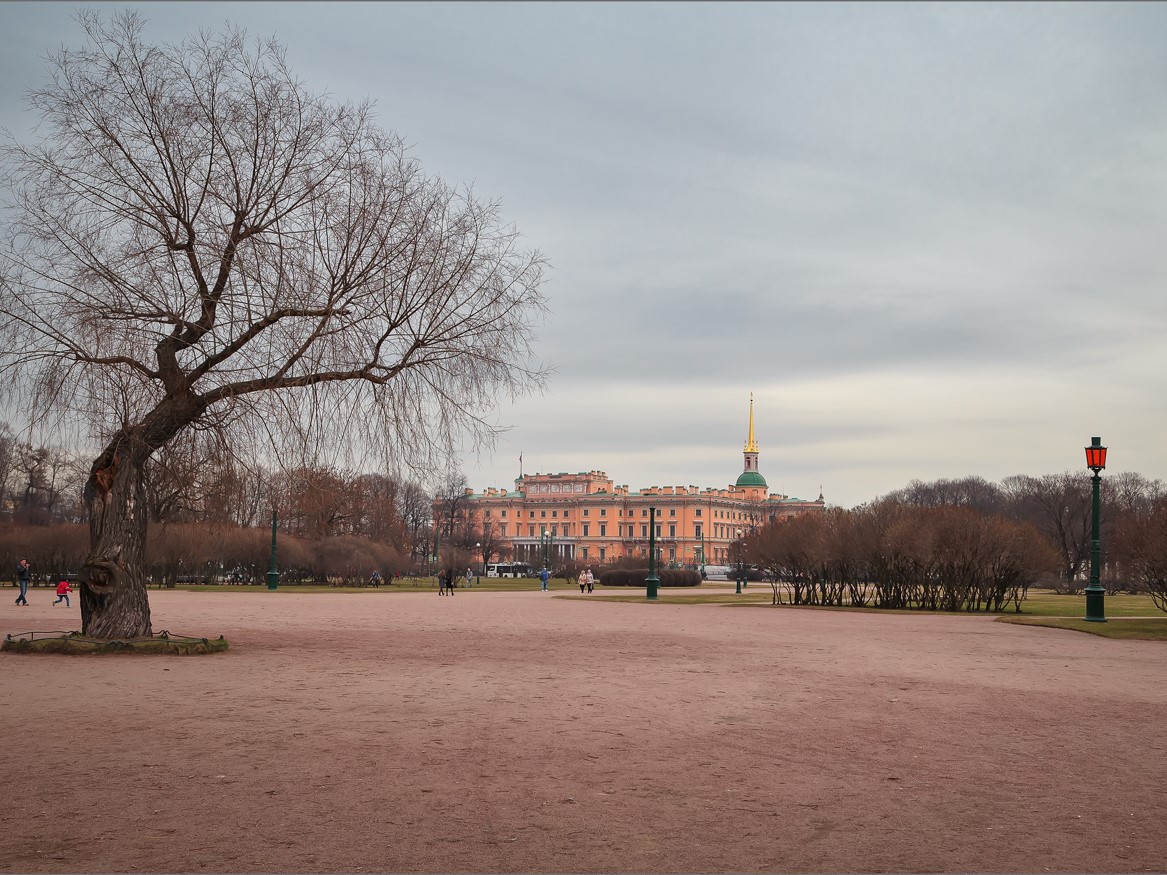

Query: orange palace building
[{"left": 458, "top": 397, "right": 825, "bottom": 567}]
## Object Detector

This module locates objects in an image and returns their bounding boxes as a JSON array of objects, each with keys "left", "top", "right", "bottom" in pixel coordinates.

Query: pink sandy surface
[{"left": 1, "top": 588, "right": 1165, "bottom": 873}]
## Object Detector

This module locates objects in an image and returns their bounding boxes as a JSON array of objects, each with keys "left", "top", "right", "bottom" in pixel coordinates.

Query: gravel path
[{"left": 2, "top": 589, "right": 1164, "bottom": 873}]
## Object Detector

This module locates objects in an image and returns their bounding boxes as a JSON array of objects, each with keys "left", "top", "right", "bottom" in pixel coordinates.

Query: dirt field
[{"left": 2, "top": 588, "right": 1165, "bottom": 873}]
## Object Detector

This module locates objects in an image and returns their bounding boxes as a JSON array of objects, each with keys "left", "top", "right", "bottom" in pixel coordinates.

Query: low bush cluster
[{"left": 599, "top": 568, "right": 701, "bottom": 587}]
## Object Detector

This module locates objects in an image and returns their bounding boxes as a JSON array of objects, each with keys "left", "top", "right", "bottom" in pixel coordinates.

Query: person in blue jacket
[{"left": 15, "top": 559, "right": 30, "bottom": 606}]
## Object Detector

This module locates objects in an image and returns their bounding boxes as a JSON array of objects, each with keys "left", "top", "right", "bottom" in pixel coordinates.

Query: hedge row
[{"left": 599, "top": 568, "right": 701, "bottom": 587}]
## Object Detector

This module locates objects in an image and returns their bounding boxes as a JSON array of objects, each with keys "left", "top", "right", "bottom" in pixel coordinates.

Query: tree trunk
[{"left": 80, "top": 438, "right": 153, "bottom": 638}]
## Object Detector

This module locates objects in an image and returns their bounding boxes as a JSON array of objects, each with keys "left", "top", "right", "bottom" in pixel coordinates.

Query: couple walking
[{"left": 577, "top": 568, "right": 594, "bottom": 593}]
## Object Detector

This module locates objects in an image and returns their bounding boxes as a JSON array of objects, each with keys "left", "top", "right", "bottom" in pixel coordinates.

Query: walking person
[
  {"left": 539, "top": 566, "right": 550, "bottom": 592},
  {"left": 578, "top": 569, "right": 587, "bottom": 593},
  {"left": 438, "top": 568, "right": 448, "bottom": 596},
  {"left": 464, "top": 567, "right": 473, "bottom": 589},
  {"left": 14, "top": 559, "right": 30, "bottom": 606},
  {"left": 586, "top": 568, "right": 595, "bottom": 593},
  {"left": 52, "top": 579, "right": 74, "bottom": 607}
]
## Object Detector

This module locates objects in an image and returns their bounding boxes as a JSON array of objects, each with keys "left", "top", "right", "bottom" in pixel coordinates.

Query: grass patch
[
  {"left": 1006, "top": 591, "right": 1163, "bottom": 618},
  {"left": 558, "top": 592, "right": 774, "bottom": 605},
  {"left": 995, "top": 616, "right": 1167, "bottom": 640},
  {"left": 164, "top": 577, "right": 577, "bottom": 593}
]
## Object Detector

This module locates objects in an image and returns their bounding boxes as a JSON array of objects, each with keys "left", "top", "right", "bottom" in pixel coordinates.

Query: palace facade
[{"left": 446, "top": 397, "right": 825, "bottom": 568}]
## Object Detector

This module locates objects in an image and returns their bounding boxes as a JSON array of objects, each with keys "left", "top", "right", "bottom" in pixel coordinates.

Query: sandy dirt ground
[{"left": 1, "top": 586, "right": 1165, "bottom": 874}]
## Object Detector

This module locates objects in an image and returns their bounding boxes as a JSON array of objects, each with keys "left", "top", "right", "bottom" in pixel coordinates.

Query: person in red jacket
[{"left": 52, "top": 579, "right": 74, "bottom": 607}]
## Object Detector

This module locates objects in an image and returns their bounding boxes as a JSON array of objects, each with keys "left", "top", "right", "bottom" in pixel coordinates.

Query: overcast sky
[{"left": 3, "top": 2, "right": 1165, "bottom": 508}]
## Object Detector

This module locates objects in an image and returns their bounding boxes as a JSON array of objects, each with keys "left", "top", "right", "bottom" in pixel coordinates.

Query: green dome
[{"left": 735, "top": 470, "right": 768, "bottom": 488}]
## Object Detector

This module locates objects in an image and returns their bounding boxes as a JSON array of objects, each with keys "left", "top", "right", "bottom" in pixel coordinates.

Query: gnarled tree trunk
[
  {"left": 80, "top": 396, "right": 203, "bottom": 638},
  {"left": 80, "top": 435, "right": 152, "bottom": 638}
]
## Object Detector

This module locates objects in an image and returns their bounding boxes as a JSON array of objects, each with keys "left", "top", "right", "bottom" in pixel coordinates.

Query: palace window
[
  {"left": 641, "top": 524, "right": 648, "bottom": 538},
  {"left": 600, "top": 508, "right": 607, "bottom": 517},
  {"left": 583, "top": 524, "right": 590, "bottom": 537},
  {"left": 669, "top": 524, "right": 676, "bottom": 538},
  {"left": 599, "top": 524, "right": 607, "bottom": 537},
  {"left": 669, "top": 508, "right": 676, "bottom": 517}
]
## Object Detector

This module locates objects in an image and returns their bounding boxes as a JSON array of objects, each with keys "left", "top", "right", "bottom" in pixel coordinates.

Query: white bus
[{"left": 485, "top": 563, "right": 534, "bottom": 579}]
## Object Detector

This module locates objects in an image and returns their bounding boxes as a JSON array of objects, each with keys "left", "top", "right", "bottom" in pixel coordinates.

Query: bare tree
[
  {"left": 477, "top": 516, "right": 505, "bottom": 570},
  {"left": 0, "top": 13, "right": 547, "bottom": 637},
  {"left": 0, "top": 422, "right": 15, "bottom": 515},
  {"left": 1001, "top": 473, "right": 1091, "bottom": 591},
  {"left": 12, "top": 443, "right": 48, "bottom": 516},
  {"left": 1114, "top": 498, "right": 1167, "bottom": 613},
  {"left": 395, "top": 479, "right": 432, "bottom": 566},
  {"left": 432, "top": 470, "right": 471, "bottom": 542}
]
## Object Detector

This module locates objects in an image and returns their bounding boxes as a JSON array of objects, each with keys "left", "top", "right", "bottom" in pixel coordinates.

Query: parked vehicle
[{"left": 485, "top": 563, "right": 534, "bottom": 579}]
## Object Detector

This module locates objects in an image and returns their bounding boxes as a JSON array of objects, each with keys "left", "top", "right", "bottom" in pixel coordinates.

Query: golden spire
[{"left": 744, "top": 393, "right": 759, "bottom": 453}]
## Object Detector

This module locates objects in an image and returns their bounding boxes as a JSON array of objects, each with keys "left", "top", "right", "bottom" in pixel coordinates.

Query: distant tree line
[
  {"left": 747, "top": 473, "right": 1167, "bottom": 612},
  {"left": 0, "top": 424, "right": 435, "bottom": 585}
]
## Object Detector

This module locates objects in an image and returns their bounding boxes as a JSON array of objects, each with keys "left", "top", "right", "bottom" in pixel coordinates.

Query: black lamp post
[
  {"left": 1084, "top": 436, "right": 1108, "bottom": 623},
  {"left": 734, "top": 528, "right": 744, "bottom": 595},
  {"left": 699, "top": 529, "right": 706, "bottom": 579},
  {"left": 646, "top": 505, "right": 659, "bottom": 600},
  {"left": 266, "top": 508, "right": 279, "bottom": 591}
]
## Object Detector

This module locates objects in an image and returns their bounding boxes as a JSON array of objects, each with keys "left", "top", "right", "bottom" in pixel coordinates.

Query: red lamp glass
[{"left": 1085, "top": 437, "right": 1107, "bottom": 472}]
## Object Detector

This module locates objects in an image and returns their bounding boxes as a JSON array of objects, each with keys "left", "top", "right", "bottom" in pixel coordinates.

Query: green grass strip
[{"left": 994, "top": 616, "right": 1167, "bottom": 640}]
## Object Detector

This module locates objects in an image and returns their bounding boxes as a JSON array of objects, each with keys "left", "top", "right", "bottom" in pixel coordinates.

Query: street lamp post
[
  {"left": 266, "top": 508, "right": 279, "bottom": 591},
  {"left": 1084, "top": 436, "right": 1108, "bottom": 623},
  {"left": 734, "top": 528, "right": 743, "bottom": 595},
  {"left": 646, "top": 506, "right": 659, "bottom": 600},
  {"left": 700, "top": 530, "right": 706, "bottom": 580},
  {"left": 476, "top": 541, "right": 482, "bottom": 585}
]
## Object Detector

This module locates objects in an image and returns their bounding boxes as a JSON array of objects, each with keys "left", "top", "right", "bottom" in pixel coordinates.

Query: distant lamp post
[
  {"left": 1084, "top": 436, "right": 1108, "bottom": 623},
  {"left": 541, "top": 529, "right": 550, "bottom": 569},
  {"left": 646, "top": 506, "right": 659, "bottom": 600},
  {"left": 699, "top": 530, "right": 706, "bottom": 580},
  {"left": 734, "top": 528, "right": 744, "bottom": 595},
  {"left": 476, "top": 541, "right": 483, "bottom": 584},
  {"left": 266, "top": 508, "right": 279, "bottom": 591}
]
